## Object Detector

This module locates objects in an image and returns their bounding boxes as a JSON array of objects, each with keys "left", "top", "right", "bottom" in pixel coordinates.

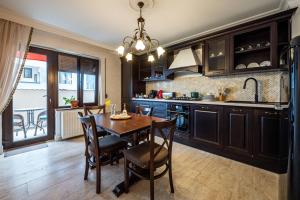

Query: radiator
[{"left": 55, "top": 109, "right": 84, "bottom": 140}]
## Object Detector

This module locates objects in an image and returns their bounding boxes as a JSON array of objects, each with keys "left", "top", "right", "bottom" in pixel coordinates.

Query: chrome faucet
[{"left": 243, "top": 77, "right": 259, "bottom": 103}]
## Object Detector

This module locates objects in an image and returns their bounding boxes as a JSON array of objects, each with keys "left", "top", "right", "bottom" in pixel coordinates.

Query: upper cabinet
[
  {"left": 230, "top": 23, "right": 275, "bottom": 74},
  {"left": 139, "top": 53, "right": 174, "bottom": 81},
  {"left": 204, "top": 35, "right": 230, "bottom": 76},
  {"left": 164, "top": 8, "right": 296, "bottom": 77}
]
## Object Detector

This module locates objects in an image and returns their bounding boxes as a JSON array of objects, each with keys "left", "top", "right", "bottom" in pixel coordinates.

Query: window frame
[{"left": 57, "top": 53, "right": 99, "bottom": 108}]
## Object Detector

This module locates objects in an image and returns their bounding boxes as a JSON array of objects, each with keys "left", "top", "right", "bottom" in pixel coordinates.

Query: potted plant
[{"left": 63, "top": 96, "right": 79, "bottom": 108}]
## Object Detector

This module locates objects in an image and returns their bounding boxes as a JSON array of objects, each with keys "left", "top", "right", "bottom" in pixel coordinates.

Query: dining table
[
  {"left": 93, "top": 112, "right": 165, "bottom": 197},
  {"left": 14, "top": 107, "right": 46, "bottom": 129}
]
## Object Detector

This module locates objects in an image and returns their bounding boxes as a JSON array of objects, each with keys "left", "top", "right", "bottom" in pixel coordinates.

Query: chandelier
[{"left": 116, "top": 1, "right": 165, "bottom": 62}]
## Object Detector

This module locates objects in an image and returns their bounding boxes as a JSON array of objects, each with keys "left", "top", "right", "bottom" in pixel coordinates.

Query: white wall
[{"left": 0, "top": 6, "right": 121, "bottom": 153}]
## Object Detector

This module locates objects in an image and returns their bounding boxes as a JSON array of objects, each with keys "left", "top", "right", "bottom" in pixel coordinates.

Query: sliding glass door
[
  {"left": 2, "top": 47, "right": 56, "bottom": 149},
  {"left": 12, "top": 52, "right": 48, "bottom": 142}
]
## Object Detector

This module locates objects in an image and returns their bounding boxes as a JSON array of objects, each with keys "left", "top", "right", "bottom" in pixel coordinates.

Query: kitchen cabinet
[
  {"left": 152, "top": 102, "right": 167, "bottom": 118},
  {"left": 253, "top": 109, "right": 289, "bottom": 171},
  {"left": 164, "top": 8, "right": 295, "bottom": 77},
  {"left": 191, "top": 105, "right": 223, "bottom": 148},
  {"left": 139, "top": 53, "right": 174, "bottom": 81},
  {"left": 131, "top": 100, "right": 167, "bottom": 118},
  {"left": 223, "top": 107, "right": 253, "bottom": 157},
  {"left": 130, "top": 99, "right": 289, "bottom": 173},
  {"left": 121, "top": 56, "right": 145, "bottom": 110},
  {"left": 204, "top": 35, "right": 230, "bottom": 76}
]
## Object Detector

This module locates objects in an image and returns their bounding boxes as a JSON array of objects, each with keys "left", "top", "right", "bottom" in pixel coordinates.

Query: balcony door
[{"left": 2, "top": 47, "right": 56, "bottom": 149}]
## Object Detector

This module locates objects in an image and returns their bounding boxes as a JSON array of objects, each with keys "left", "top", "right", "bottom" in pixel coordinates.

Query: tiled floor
[{"left": 0, "top": 137, "right": 286, "bottom": 200}]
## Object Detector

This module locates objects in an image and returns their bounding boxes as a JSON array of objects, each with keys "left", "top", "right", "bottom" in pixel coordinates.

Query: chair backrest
[
  {"left": 37, "top": 110, "right": 47, "bottom": 119},
  {"left": 149, "top": 117, "right": 177, "bottom": 167},
  {"left": 78, "top": 112, "right": 100, "bottom": 159},
  {"left": 136, "top": 105, "right": 153, "bottom": 116},
  {"left": 84, "top": 105, "right": 105, "bottom": 116},
  {"left": 13, "top": 114, "right": 24, "bottom": 121}
]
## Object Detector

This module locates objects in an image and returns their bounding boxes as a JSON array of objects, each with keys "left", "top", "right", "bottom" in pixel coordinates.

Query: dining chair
[
  {"left": 83, "top": 105, "right": 108, "bottom": 137},
  {"left": 84, "top": 105, "right": 105, "bottom": 115},
  {"left": 136, "top": 105, "right": 153, "bottom": 116},
  {"left": 136, "top": 105, "right": 153, "bottom": 143},
  {"left": 78, "top": 112, "right": 127, "bottom": 194},
  {"left": 123, "top": 117, "right": 177, "bottom": 200},
  {"left": 13, "top": 114, "right": 27, "bottom": 138},
  {"left": 34, "top": 110, "right": 47, "bottom": 136}
]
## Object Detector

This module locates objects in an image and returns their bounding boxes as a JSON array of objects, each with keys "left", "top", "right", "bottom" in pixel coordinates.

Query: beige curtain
[{"left": 0, "top": 19, "right": 33, "bottom": 113}]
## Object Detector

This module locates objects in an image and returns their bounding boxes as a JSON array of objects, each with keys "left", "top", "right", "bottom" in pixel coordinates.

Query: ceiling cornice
[
  {"left": 163, "top": 7, "right": 284, "bottom": 48},
  {"left": 0, "top": 6, "right": 116, "bottom": 51}
]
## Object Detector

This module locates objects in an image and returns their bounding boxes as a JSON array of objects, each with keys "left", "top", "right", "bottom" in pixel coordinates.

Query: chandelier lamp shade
[{"left": 116, "top": 1, "right": 165, "bottom": 62}]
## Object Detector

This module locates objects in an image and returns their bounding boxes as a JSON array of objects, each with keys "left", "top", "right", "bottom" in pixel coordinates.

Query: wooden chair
[
  {"left": 123, "top": 117, "right": 177, "bottom": 200},
  {"left": 136, "top": 105, "right": 153, "bottom": 116},
  {"left": 13, "top": 114, "right": 27, "bottom": 138},
  {"left": 136, "top": 105, "right": 153, "bottom": 143},
  {"left": 34, "top": 110, "right": 47, "bottom": 136},
  {"left": 78, "top": 112, "right": 128, "bottom": 194},
  {"left": 83, "top": 105, "right": 105, "bottom": 115},
  {"left": 83, "top": 105, "right": 108, "bottom": 137}
]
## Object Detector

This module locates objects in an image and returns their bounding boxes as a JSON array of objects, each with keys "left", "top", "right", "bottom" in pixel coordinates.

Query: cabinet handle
[
  {"left": 201, "top": 106, "right": 208, "bottom": 110},
  {"left": 232, "top": 108, "right": 242, "bottom": 112},
  {"left": 264, "top": 111, "right": 279, "bottom": 115}
]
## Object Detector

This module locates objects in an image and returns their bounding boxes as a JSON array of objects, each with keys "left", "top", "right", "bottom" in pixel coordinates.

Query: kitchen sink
[{"left": 224, "top": 100, "right": 288, "bottom": 105}]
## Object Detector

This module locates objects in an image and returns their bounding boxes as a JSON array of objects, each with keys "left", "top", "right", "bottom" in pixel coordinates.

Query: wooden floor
[{"left": 0, "top": 137, "right": 286, "bottom": 200}]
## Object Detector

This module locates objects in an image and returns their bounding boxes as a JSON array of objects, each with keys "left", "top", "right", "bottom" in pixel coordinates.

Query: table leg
[
  {"left": 112, "top": 173, "right": 140, "bottom": 197},
  {"left": 26, "top": 110, "right": 31, "bottom": 129}
]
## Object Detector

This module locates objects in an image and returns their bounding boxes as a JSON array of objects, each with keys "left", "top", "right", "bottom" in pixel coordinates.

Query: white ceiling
[{"left": 0, "top": 0, "right": 283, "bottom": 50}]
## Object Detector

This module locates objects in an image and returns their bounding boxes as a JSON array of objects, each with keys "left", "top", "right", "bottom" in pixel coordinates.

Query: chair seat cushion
[
  {"left": 99, "top": 135, "right": 127, "bottom": 152},
  {"left": 123, "top": 142, "right": 168, "bottom": 169}
]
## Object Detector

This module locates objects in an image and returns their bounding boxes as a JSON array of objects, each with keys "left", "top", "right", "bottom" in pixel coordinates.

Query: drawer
[{"left": 152, "top": 102, "right": 167, "bottom": 111}]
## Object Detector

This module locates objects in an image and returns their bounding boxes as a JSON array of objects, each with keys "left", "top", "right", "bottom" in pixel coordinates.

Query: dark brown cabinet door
[
  {"left": 253, "top": 109, "right": 289, "bottom": 171},
  {"left": 192, "top": 105, "right": 223, "bottom": 148},
  {"left": 121, "top": 57, "right": 133, "bottom": 98},
  {"left": 223, "top": 107, "right": 253, "bottom": 157},
  {"left": 121, "top": 57, "right": 145, "bottom": 98},
  {"left": 204, "top": 35, "right": 230, "bottom": 76}
]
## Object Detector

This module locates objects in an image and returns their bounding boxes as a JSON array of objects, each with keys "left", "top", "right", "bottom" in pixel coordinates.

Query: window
[
  {"left": 24, "top": 67, "right": 32, "bottom": 78},
  {"left": 81, "top": 58, "right": 98, "bottom": 104},
  {"left": 58, "top": 54, "right": 78, "bottom": 106},
  {"left": 83, "top": 74, "right": 96, "bottom": 103},
  {"left": 57, "top": 54, "right": 99, "bottom": 107}
]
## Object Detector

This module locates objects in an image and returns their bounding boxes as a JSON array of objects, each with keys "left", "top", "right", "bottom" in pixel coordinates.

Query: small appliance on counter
[
  {"left": 190, "top": 91, "right": 199, "bottom": 99},
  {"left": 157, "top": 90, "right": 163, "bottom": 98},
  {"left": 148, "top": 90, "right": 157, "bottom": 98},
  {"left": 162, "top": 92, "right": 176, "bottom": 99}
]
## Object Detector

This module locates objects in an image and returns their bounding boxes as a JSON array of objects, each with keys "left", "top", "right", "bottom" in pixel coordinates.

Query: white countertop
[{"left": 131, "top": 98, "right": 288, "bottom": 110}]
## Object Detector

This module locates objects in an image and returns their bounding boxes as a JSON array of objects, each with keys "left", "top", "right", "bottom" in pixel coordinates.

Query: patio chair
[
  {"left": 13, "top": 114, "right": 27, "bottom": 138},
  {"left": 34, "top": 110, "right": 47, "bottom": 136}
]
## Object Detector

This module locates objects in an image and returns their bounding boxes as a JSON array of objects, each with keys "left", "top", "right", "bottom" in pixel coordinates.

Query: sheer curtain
[{"left": 0, "top": 19, "right": 32, "bottom": 153}]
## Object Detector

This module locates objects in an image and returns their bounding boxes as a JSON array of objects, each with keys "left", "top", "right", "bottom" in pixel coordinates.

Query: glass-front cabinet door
[{"left": 204, "top": 36, "right": 229, "bottom": 76}]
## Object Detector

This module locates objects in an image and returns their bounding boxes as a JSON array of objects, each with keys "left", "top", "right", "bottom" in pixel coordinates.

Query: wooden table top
[{"left": 94, "top": 113, "right": 165, "bottom": 137}]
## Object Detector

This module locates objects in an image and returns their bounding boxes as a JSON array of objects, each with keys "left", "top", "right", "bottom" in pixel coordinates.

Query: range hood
[{"left": 169, "top": 48, "right": 202, "bottom": 73}]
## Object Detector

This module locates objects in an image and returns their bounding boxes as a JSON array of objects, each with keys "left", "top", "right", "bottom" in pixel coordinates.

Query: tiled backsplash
[{"left": 146, "top": 72, "right": 289, "bottom": 102}]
